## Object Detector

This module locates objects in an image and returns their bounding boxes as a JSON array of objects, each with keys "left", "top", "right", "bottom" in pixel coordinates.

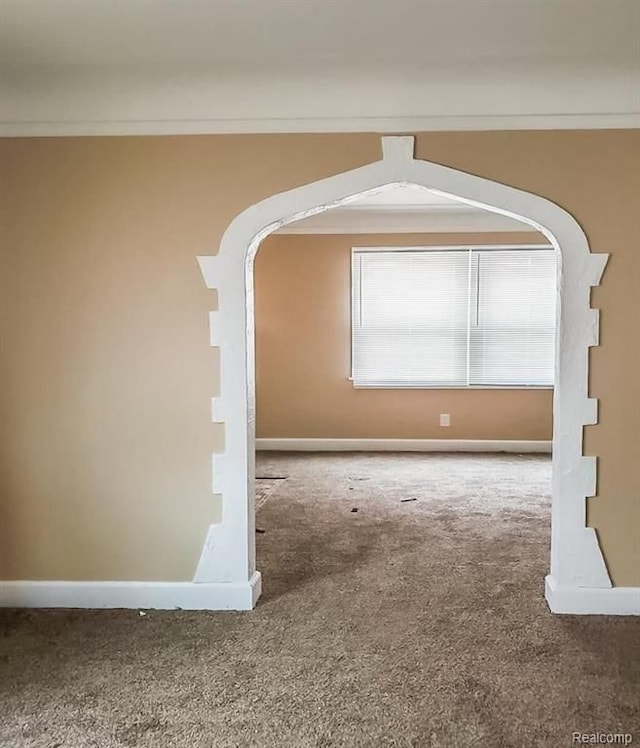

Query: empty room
[
  {"left": 0, "top": 1, "right": 639, "bottom": 746},
  {"left": 253, "top": 188, "right": 558, "bottom": 608}
]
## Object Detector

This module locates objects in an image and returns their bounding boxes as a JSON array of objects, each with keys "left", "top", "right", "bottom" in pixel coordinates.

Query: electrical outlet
[{"left": 440, "top": 413, "right": 451, "bottom": 427}]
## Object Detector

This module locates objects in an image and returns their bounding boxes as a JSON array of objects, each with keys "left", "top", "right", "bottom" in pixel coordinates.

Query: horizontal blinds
[
  {"left": 353, "top": 250, "right": 470, "bottom": 386},
  {"left": 352, "top": 246, "right": 556, "bottom": 387},
  {"left": 470, "top": 249, "right": 556, "bottom": 386}
]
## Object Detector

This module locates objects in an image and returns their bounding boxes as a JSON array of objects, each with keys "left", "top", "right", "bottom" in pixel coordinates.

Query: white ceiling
[
  {"left": 277, "top": 185, "right": 529, "bottom": 234},
  {"left": 1, "top": 0, "right": 638, "bottom": 73},
  {"left": 0, "top": 0, "right": 638, "bottom": 134},
  {"left": 347, "top": 186, "right": 459, "bottom": 209}
]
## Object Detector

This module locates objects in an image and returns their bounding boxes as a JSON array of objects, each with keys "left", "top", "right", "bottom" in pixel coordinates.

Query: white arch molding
[{"left": 195, "top": 136, "right": 634, "bottom": 615}]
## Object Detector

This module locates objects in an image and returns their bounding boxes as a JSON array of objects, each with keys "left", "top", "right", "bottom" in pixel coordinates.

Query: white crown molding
[
  {"left": 275, "top": 206, "right": 530, "bottom": 234},
  {"left": 256, "top": 438, "right": 552, "bottom": 453},
  {"left": 0, "top": 113, "right": 638, "bottom": 137}
]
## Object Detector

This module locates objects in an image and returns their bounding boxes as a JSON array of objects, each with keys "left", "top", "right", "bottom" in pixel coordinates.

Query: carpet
[{"left": 0, "top": 452, "right": 638, "bottom": 748}]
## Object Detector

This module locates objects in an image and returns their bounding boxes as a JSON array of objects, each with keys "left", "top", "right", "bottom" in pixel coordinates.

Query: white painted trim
[
  {"left": 545, "top": 576, "right": 640, "bottom": 616},
  {"left": 196, "top": 134, "right": 615, "bottom": 614},
  {"left": 1, "top": 113, "right": 638, "bottom": 137},
  {"left": 256, "top": 438, "right": 552, "bottom": 453},
  {"left": 0, "top": 573, "right": 262, "bottom": 611}
]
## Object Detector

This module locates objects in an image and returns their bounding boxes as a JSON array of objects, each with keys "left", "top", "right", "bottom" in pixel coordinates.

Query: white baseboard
[
  {"left": 545, "top": 576, "right": 640, "bottom": 616},
  {"left": 3, "top": 572, "right": 637, "bottom": 615},
  {"left": 256, "top": 438, "right": 552, "bottom": 453},
  {"left": 0, "top": 572, "right": 262, "bottom": 611}
]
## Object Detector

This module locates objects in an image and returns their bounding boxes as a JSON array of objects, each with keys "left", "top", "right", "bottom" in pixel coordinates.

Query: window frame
[{"left": 350, "top": 244, "right": 556, "bottom": 390}]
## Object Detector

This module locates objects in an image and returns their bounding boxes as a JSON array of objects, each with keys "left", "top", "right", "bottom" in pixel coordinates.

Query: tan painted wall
[
  {"left": 0, "top": 131, "right": 638, "bottom": 585},
  {"left": 255, "top": 232, "right": 553, "bottom": 441}
]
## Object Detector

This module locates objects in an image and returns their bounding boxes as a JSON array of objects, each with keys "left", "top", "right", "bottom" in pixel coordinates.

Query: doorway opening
[{"left": 196, "top": 136, "right": 611, "bottom": 613}]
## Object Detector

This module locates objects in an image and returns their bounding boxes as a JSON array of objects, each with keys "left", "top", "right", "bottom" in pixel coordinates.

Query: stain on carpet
[{"left": 255, "top": 477, "right": 287, "bottom": 511}]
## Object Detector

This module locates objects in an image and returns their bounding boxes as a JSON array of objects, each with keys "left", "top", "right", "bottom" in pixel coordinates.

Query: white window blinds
[{"left": 351, "top": 246, "right": 556, "bottom": 387}]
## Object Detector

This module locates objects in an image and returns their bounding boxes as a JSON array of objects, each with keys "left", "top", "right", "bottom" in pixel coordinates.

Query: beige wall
[
  {"left": 255, "top": 232, "right": 553, "bottom": 441},
  {"left": 0, "top": 131, "right": 638, "bottom": 585}
]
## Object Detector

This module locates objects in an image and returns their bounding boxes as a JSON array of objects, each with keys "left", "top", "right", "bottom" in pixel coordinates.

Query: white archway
[{"left": 197, "top": 136, "right": 614, "bottom": 614}]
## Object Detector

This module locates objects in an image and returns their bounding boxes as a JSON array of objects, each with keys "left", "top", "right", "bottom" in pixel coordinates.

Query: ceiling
[
  {"left": 0, "top": 0, "right": 638, "bottom": 134},
  {"left": 277, "top": 185, "right": 529, "bottom": 234},
  {"left": 1, "top": 0, "right": 638, "bottom": 73},
  {"left": 347, "top": 186, "right": 458, "bottom": 209}
]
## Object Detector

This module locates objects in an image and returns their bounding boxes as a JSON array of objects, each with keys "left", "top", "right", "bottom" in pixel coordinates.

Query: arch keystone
[{"left": 381, "top": 135, "right": 415, "bottom": 163}]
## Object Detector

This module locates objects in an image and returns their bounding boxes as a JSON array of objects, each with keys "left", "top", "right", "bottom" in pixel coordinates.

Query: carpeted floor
[{"left": 1, "top": 453, "right": 638, "bottom": 748}]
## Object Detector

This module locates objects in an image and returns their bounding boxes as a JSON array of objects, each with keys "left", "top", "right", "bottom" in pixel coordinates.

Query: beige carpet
[{"left": 1, "top": 452, "right": 638, "bottom": 748}]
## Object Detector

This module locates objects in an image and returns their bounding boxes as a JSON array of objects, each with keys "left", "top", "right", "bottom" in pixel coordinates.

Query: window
[{"left": 351, "top": 245, "right": 556, "bottom": 388}]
